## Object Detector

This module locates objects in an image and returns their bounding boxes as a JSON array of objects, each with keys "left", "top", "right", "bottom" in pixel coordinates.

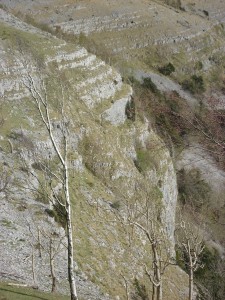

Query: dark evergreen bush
[{"left": 158, "top": 62, "right": 175, "bottom": 76}]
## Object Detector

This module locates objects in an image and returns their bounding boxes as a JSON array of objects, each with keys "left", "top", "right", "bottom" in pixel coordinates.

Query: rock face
[
  {"left": 0, "top": 7, "right": 187, "bottom": 300},
  {"left": 2, "top": 1, "right": 225, "bottom": 299}
]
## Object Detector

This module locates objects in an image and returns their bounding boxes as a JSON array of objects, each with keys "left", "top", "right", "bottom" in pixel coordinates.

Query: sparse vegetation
[
  {"left": 134, "top": 84, "right": 192, "bottom": 148},
  {"left": 158, "top": 62, "right": 175, "bottom": 76}
]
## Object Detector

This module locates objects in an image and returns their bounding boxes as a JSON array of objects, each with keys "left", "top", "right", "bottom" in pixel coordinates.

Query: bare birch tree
[
  {"left": 22, "top": 72, "right": 78, "bottom": 300},
  {"left": 123, "top": 186, "right": 175, "bottom": 300},
  {"left": 175, "top": 220, "right": 205, "bottom": 300}
]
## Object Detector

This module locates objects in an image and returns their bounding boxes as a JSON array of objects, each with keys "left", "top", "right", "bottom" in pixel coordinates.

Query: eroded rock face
[
  {"left": 136, "top": 124, "right": 178, "bottom": 246},
  {"left": 0, "top": 9, "right": 183, "bottom": 300}
]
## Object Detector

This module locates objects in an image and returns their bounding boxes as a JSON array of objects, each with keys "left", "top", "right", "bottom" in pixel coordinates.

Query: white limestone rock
[{"left": 102, "top": 94, "right": 132, "bottom": 126}]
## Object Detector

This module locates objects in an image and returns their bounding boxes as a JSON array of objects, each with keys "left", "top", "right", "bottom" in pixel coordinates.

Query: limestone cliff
[{"left": 0, "top": 7, "right": 188, "bottom": 300}]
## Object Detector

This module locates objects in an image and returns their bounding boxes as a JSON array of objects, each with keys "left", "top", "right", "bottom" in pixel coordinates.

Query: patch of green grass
[{"left": 0, "top": 282, "right": 70, "bottom": 300}]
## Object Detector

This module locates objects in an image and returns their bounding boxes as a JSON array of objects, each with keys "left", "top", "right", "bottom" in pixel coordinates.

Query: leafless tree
[
  {"left": 39, "top": 229, "right": 66, "bottom": 293},
  {"left": 122, "top": 186, "right": 175, "bottom": 300},
  {"left": 25, "top": 216, "right": 67, "bottom": 293},
  {"left": 175, "top": 220, "right": 205, "bottom": 300},
  {"left": 22, "top": 72, "right": 78, "bottom": 300}
]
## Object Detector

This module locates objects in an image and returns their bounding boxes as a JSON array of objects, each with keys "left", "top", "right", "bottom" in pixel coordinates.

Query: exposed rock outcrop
[{"left": 0, "top": 6, "right": 186, "bottom": 300}]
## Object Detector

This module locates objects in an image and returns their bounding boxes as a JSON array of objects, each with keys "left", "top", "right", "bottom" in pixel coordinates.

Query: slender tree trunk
[
  {"left": 23, "top": 73, "right": 79, "bottom": 299},
  {"left": 50, "top": 238, "right": 57, "bottom": 293},
  {"left": 66, "top": 209, "right": 78, "bottom": 300},
  {"left": 152, "top": 244, "right": 162, "bottom": 300},
  {"left": 121, "top": 275, "right": 130, "bottom": 300},
  {"left": 188, "top": 241, "right": 193, "bottom": 300},
  {"left": 38, "top": 229, "right": 42, "bottom": 258},
  {"left": 31, "top": 246, "right": 36, "bottom": 285},
  {"left": 65, "top": 161, "right": 78, "bottom": 300},
  {"left": 189, "top": 268, "right": 193, "bottom": 300},
  {"left": 157, "top": 282, "right": 162, "bottom": 300},
  {"left": 152, "top": 284, "right": 156, "bottom": 300}
]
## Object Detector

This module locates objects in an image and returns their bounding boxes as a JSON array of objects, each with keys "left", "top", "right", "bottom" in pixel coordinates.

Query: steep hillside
[
  {"left": 1, "top": 1, "right": 225, "bottom": 299},
  {"left": 0, "top": 8, "right": 189, "bottom": 300}
]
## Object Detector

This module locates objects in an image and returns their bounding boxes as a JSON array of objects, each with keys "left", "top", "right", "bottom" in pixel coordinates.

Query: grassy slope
[{"left": 0, "top": 282, "right": 70, "bottom": 300}]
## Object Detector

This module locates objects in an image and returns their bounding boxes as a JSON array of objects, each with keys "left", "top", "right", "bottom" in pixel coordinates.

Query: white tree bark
[{"left": 23, "top": 74, "right": 78, "bottom": 300}]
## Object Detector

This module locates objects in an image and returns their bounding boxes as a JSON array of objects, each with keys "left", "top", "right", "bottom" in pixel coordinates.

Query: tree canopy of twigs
[{"left": 175, "top": 219, "right": 205, "bottom": 300}]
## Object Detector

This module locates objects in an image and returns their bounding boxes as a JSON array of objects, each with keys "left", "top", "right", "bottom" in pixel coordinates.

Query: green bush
[
  {"left": 53, "top": 200, "right": 67, "bottom": 228},
  {"left": 142, "top": 77, "right": 159, "bottom": 94},
  {"left": 158, "top": 62, "right": 175, "bottom": 76},
  {"left": 182, "top": 75, "right": 205, "bottom": 94},
  {"left": 45, "top": 203, "right": 66, "bottom": 228},
  {"left": 203, "top": 10, "right": 209, "bottom": 17},
  {"left": 110, "top": 200, "right": 121, "bottom": 210},
  {"left": 125, "top": 98, "right": 135, "bottom": 121}
]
